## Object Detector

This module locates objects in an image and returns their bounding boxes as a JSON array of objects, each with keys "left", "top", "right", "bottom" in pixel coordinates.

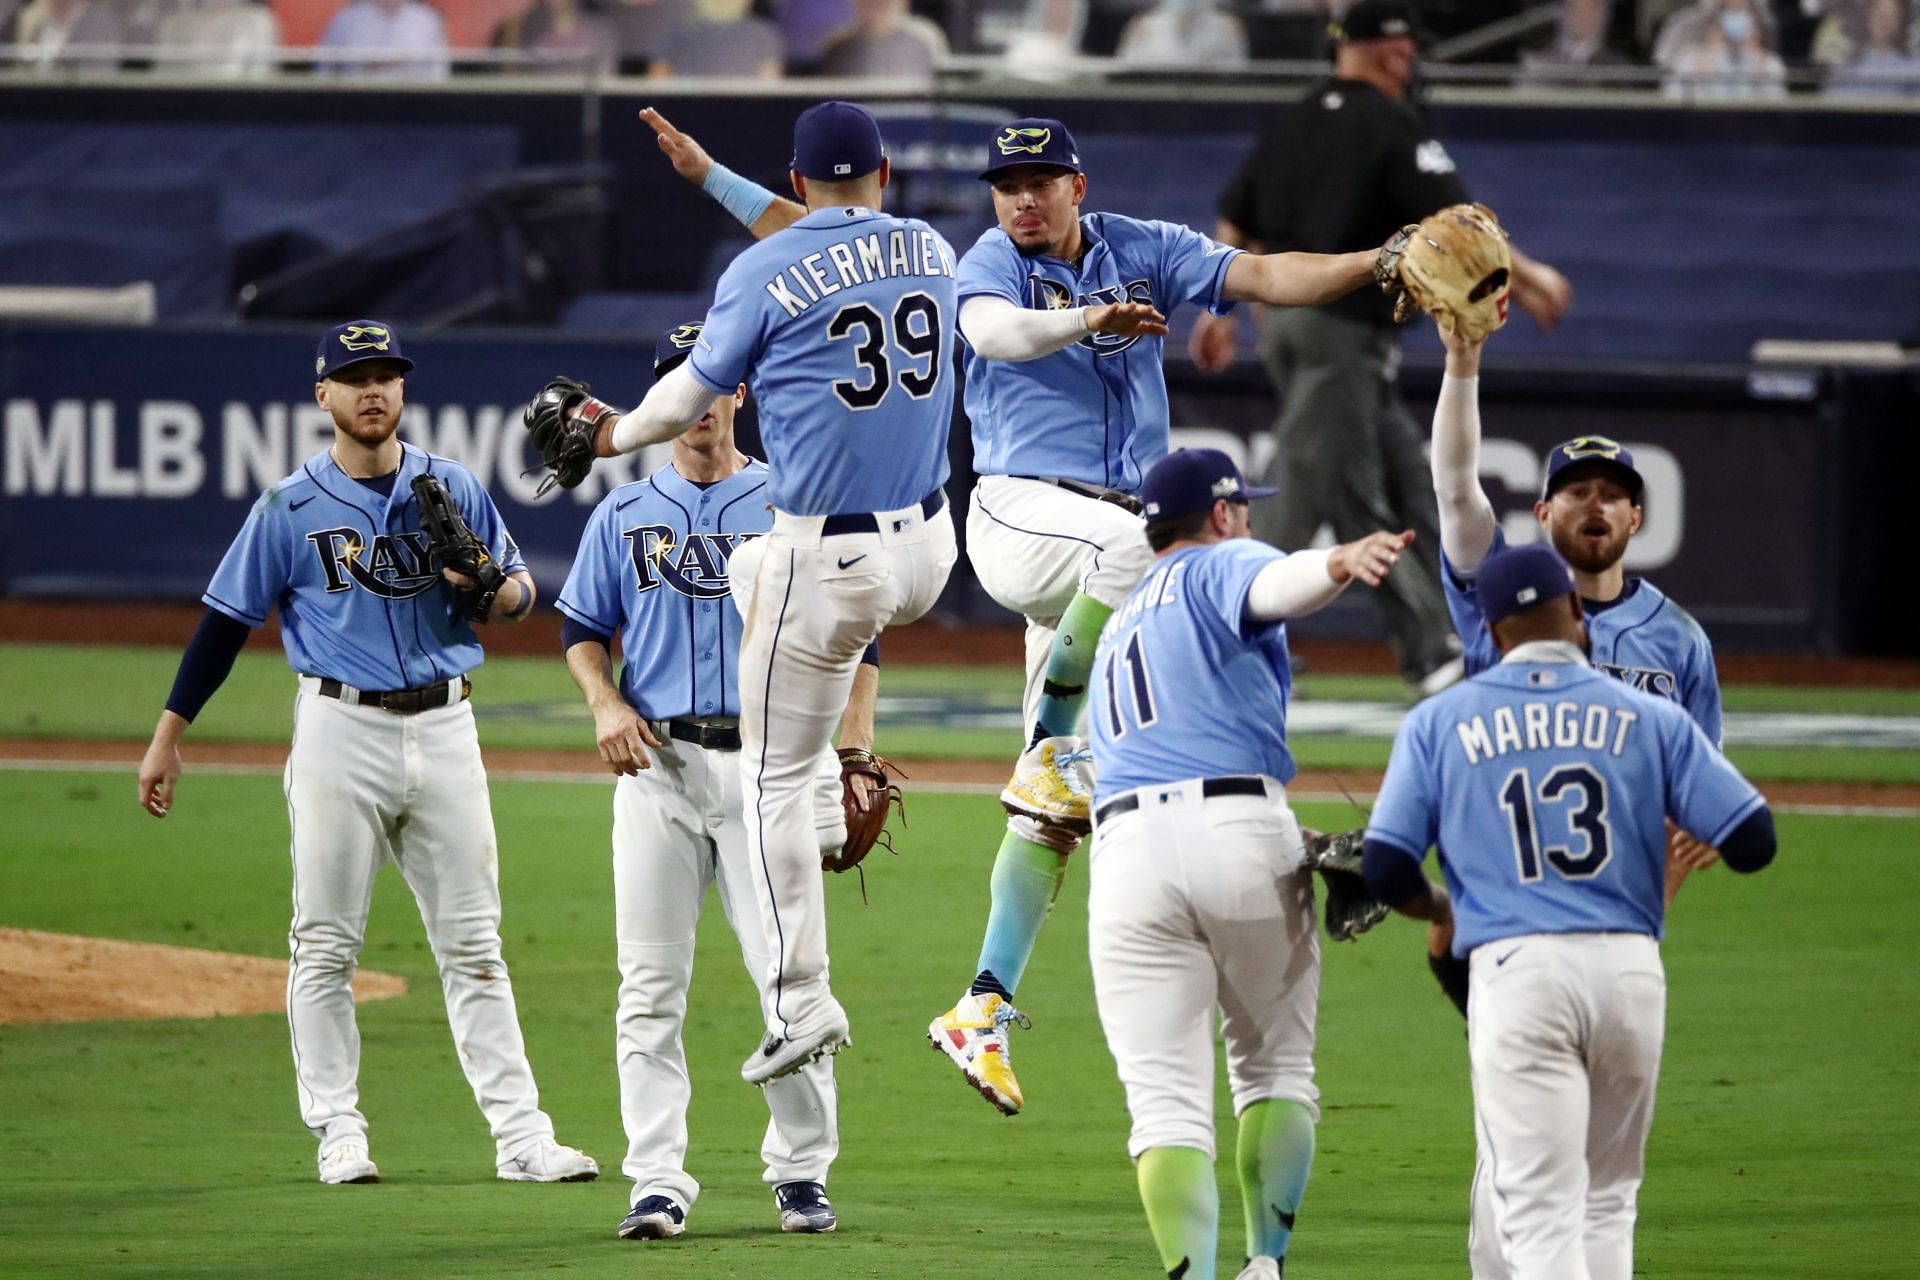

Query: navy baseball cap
[
  {"left": 315, "top": 319, "right": 413, "bottom": 380},
  {"left": 1334, "top": 0, "right": 1430, "bottom": 44},
  {"left": 654, "top": 321, "right": 704, "bottom": 379},
  {"left": 1140, "top": 448, "right": 1276, "bottom": 522},
  {"left": 1540, "top": 435, "right": 1644, "bottom": 504},
  {"left": 980, "top": 118, "right": 1084, "bottom": 181},
  {"left": 792, "top": 100, "right": 885, "bottom": 181},
  {"left": 1477, "top": 543, "right": 1579, "bottom": 625}
]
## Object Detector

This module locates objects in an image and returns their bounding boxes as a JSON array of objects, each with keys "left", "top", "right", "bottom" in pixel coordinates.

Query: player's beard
[
  {"left": 1551, "top": 519, "right": 1630, "bottom": 575},
  {"left": 330, "top": 403, "right": 399, "bottom": 448}
]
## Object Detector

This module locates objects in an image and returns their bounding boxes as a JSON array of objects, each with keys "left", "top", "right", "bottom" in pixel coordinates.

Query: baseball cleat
[
  {"left": 775, "top": 1180, "right": 837, "bottom": 1233},
  {"left": 1000, "top": 736, "right": 1095, "bottom": 832},
  {"left": 496, "top": 1137, "right": 599, "bottom": 1183},
  {"left": 742, "top": 1001, "right": 852, "bottom": 1085},
  {"left": 617, "top": 1195, "right": 687, "bottom": 1240},
  {"left": 1235, "top": 1257, "right": 1282, "bottom": 1280},
  {"left": 928, "top": 990, "right": 1031, "bottom": 1115},
  {"left": 317, "top": 1141, "right": 380, "bottom": 1185}
]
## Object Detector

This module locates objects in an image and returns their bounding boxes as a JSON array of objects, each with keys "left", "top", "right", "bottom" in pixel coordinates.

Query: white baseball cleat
[
  {"left": 496, "top": 1137, "right": 599, "bottom": 1182},
  {"left": 317, "top": 1141, "right": 380, "bottom": 1185},
  {"left": 928, "top": 989, "right": 1031, "bottom": 1115},
  {"left": 617, "top": 1195, "right": 687, "bottom": 1240},
  {"left": 1000, "top": 735, "right": 1095, "bottom": 832},
  {"left": 1235, "top": 1257, "right": 1282, "bottom": 1280},
  {"left": 742, "top": 1001, "right": 852, "bottom": 1085}
]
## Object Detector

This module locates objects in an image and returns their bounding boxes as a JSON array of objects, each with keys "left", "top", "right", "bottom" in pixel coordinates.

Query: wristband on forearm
[{"left": 702, "top": 162, "right": 776, "bottom": 229}]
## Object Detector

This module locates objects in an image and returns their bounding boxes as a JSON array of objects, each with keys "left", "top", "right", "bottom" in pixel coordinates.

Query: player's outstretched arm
[
  {"left": 1430, "top": 321, "right": 1499, "bottom": 573},
  {"left": 1220, "top": 244, "right": 1374, "bottom": 309},
  {"left": 1243, "top": 530, "right": 1414, "bottom": 624},
  {"left": 603, "top": 362, "right": 718, "bottom": 455},
  {"left": 564, "top": 635, "right": 661, "bottom": 775},
  {"left": 640, "top": 107, "right": 804, "bottom": 240},
  {"left": 958, "top": 296, "right": 1168, "bottom": 362}
]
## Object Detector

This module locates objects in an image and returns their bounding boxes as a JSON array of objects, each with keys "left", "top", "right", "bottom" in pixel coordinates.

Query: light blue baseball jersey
[
  {"left": 1367, "top": 646, "right": 1765, "bottom": 955},
  {"left": 1089, "top": 539, "right": 1297, "bottom": 801},
  {"left": 957, "top": 213, "right": 1243, "bottom": 494},
  {"left": 688, "top": 207, "right": 956, "bottom": 517},
  {"left": 554, "top": 461, "right": 771, "bottom": 721},
  {"left": 203, "top": 443, "right": 524, "bottom": 690},
  {"left": 1444, "top": 528, "right": 1723, "bottom": 744}
]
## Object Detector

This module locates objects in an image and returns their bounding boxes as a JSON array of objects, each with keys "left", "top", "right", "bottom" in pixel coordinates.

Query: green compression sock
[
  {"left": 971, "top": 830, "right": 1070, "bottom": 998},
  {"left": 1030, "top": 591, "right": 1114, "bottom": 745},
  {"left": 1236, "top": 1099, "right": 1315, "bottom": 1263},
  {"left": 1138, "top": 1145, "right": 1219, "bottom": 1280}
]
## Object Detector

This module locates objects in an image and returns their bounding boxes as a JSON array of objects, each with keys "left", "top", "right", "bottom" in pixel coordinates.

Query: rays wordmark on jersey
[
  {"left": 307, "top": 528, "right": 440, "bottom": 598},
  {"left": 624, "top": 526, "right": 758, "bottom": 599},
  {"left": 1595, "top": 662, "right": 1679, "bottom": 700},
  {"left": 1029, "top": 276, "right": 1155, "bottom": 355}
]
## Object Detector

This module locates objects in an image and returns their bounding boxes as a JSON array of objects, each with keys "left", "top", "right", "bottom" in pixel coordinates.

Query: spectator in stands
[
  {"left": 1819, "top": 0, "right": 1920, "bottom": 94},
  {"left": 319, "top": 0, "right": 452, "bottom": 79},
  {"left": 608, "top": 0, "right": 696, "bottom": 69},
  {"left": 492, "top": 0, "right": 618, "bottom": 71},
  {"left": 775, "top": 0, "right": 853, "bottom": 64},
  {"left": 153, "top": 0, "right": 281, "bottom": 78},
  {"left": 1658, "top": 0, "right": 1788, "bottom": 98},
  {"left": 650, "top": 0, "right": 784, "bottom": 76},
  {"left": 1517, "top": 0, "right": 1634, "bottom": 86},
  {"left": 1114, "top": 0, "right": 1248, "bottom": 67},
  {"left": 815, "top": 0, "right": 947, "bottom": 75},
  {"left": 9, "top": 0, "right": 129, "bottom": 68}
]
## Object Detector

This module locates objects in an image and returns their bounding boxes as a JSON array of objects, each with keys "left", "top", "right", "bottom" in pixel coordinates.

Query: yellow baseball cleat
[
  {"left": 999, "top": 736, "right": 1094, "bottom": 833},
  {"left": 928, "top": 991, "right": 1031, "bottom": 1115}
]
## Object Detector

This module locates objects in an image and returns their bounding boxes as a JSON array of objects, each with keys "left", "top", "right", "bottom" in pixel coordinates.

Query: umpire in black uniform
[{"left": 1191, "top": 0, "right": 1571, "bottom": 697}]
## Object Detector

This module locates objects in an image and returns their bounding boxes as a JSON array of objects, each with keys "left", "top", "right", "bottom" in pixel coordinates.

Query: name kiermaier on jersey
[{"left": 761, "top": 228, "right": 956, "bottom": 319}]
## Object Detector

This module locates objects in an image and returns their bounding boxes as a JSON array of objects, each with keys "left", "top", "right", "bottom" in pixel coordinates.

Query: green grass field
[{"left": 3, "top": 766, "right": 1917, "bottom": 1279}]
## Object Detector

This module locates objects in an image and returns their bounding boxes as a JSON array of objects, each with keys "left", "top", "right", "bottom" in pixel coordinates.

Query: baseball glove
[
  {"left": 523, "top": 375, "right": 622, "bottom": 496},
  {"left": 1302, "top": 826, "right": 1392, "bottom": 943},
  {"left": 1390, "top": 202, "right": 1513, "bottom": 344},
  {"left": 411, "top": 474, "right": 506, "bottom": 624},
  {"left": 827, "top": 748, "right": 906, "bottom": 875}
]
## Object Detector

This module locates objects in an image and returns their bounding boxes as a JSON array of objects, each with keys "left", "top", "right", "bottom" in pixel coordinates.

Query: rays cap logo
[
  {"left": 1541, "top": 435, "right": 1644, "bottom": 504},
  {"left": 792, "top": 100, "right": 886, "bottom": 182},
  {"left": 315, "top": 319, "right": 415, "bottom": 381},
  {"left": 1477, "top": 543, "right": 1579, "bottom": 625},
  {"left": 980, "top": 118, "right": 1084, "bottom": 181},
  {"left": 654, "top": 322, "right": 705, "bottom": 379},
  {"left": 1138, "top": 447, "right": 1276, "bottom": 521}
]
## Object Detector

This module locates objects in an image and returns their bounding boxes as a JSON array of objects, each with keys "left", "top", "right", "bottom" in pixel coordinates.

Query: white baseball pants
[
  {"left": 611, "top": 735, "right": 840, "bottom": 1207},
  {"left": 284, "top": 685, "right": 554, "bottom": 1162},
  {"left": 1468, "top": 932, "right": 1666, "bottom": 1280},
  {"left": 729, "top": 497, "right": 957, "bottom": 1039},
  {"left": 1087, "top": 780, "right": 1320, "bottom": 1159},
  {"left": 965, "top": 476, "right": 1153, "bottom": 732}
]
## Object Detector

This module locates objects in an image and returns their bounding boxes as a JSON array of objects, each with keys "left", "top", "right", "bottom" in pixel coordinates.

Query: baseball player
[
  {"left": 639, "top": 105, "right": 1409, "bottom": 1115},
  {"left": 135, "top": 321, "right": 597, "bottom": 1187},
  {"left": 533, "top": 102, "right": 958, "bottom": 1088},
  {"left": 557, "top": 324, "right": 876, "bottom": 1239},
  {"left": 1086, "top": 447, "right": 1414, "bottom": 1280},
  {"left": 1360, "top": 541, "right": 1777, "bottom": 1280}
]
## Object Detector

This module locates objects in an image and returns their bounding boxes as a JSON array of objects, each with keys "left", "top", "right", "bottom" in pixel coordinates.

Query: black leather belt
[
  {"left": 820, "top": 488, "right": 946, "bottom": 536},
  {"left": 666, "top": 719, "right": 741, "bottom": 752},
  {"left": 1011, "top": 476, "right": 1145, "bottom": 516},
  {"left": 1094, "top": 775, "right": 1268, "bottom": 826},
  {"left": 314, "top": 675, "right": 469, "bottom": 715}
]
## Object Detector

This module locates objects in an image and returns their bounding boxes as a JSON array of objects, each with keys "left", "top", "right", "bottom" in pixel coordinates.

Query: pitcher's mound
[{"left": 0, "top": 928, "right": 407, "bottom": 1025}]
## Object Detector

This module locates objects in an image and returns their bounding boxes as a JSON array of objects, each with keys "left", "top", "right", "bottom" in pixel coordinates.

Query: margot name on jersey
[
  {"left": 762, "top": 225, "right": 957, "bottom": 319},
  {"left": 1456, "top": 697, "right": 1641, "bottom": 766}
]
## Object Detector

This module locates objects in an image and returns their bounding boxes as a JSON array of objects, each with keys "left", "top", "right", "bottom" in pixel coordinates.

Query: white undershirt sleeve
[
  {"left": 1245, "top": 548, "right": 1343, "bottom": 622},
  {"left": 959, "top": 295, "right": 1091, "bottom": 361},
  {"left": 608, "top": 362, "right": 717, "bottom": 454},
  {"left": 1431, "top": 373, "right": 1498, "bottom": 574}
]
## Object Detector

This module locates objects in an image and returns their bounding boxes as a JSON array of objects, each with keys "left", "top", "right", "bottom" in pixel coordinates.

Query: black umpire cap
[{"left": 1333, "top": 0, "right": 1430, "bottom": 44}]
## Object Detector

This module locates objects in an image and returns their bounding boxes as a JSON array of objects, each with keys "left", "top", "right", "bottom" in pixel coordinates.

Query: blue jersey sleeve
[
  {"left": 1192, "top": 539, "right": 1284, "bottom": 634},
  {"left": 1441, "top": 525, "right": 1506, "bottom": 675},
  {"left": 554, "top": 497, "right": 623, "bottom": 636},
  {"left": 1147, "top": 219, "right": 1242, "bottom": 317},
  {"left": 686, "top": 259, "right": 766, "bottom": 395},
  {"left": 954, "top": 232, "right": 1025, "bottom": 306},
  {"left": 1661, "top": 703, "right": 1765, "bottom": 848},
  {"left": 203, "top": 490, "right": 293, "bottom": 627},
  {"left": 1678, "top": 617, "right": 1724, "bottom": 747},
  {"left": 1367, "top": 704, "right": 1441, "bottom": 862}
]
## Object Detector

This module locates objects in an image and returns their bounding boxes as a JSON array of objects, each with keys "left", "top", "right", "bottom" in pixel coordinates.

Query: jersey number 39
[
  {"left": 1499, "top": 764, "right": 1613, "bottom": 882},
  {"left": 827, "top": 293, "right": 943, "bottom": 411}
]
